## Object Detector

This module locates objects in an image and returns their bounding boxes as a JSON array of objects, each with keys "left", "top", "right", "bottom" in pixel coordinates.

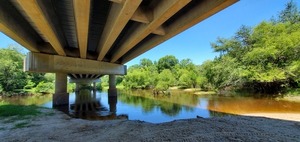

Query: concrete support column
[
  {"left": 108, "top": 75, "right": 117, "bottom": 113},
  {"left": 93, "top": 82, "right": 96, "bottom": 90},
  {"left": 108, "top": 95, "right": 117, "bottom": 113},
  {"left": 108, "top": 75, "right": 117, "bottom": 96},
  {"left": 75, "top": 83, "right": 80, "bottom": 92},
  {"left": 53, "top": 73, "right": 69, "bottom": 106},
  {"left": 92, "top": 88, "right": 96, "bottom": 98}
]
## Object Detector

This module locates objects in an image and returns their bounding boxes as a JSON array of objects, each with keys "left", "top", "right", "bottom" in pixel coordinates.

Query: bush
[
  {"left": 96, "top": 82, "right": 102, "bottom": 90},
  {"left": 44, "top": 73, "right": 55, "bottom": 82},
  {"left": 34, "top": 82, "right": 54, "bottom": 94},
  {"left": 286, "top": 88, "right": 300, "bottom": 96},
  {"left": 67, "top": 83, "right": 75, "bottom": 93},
  {"left": 24, "top": 80, "right": 36, "bottom": 90},
  {"left": 155, "top": 81, "right": 169, "bottom": 91}
]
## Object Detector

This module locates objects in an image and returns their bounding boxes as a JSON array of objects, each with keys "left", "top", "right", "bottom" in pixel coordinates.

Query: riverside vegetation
[
  {"left": 0, "top": 1, "right": 299, "bottom": 97},
  {"left": 0, "top": 46, "right": 77, "bottom": 96}
]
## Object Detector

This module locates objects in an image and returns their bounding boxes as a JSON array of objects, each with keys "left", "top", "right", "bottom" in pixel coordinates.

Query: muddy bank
[{"left": 0, "top": 109, "right": 299, "bottom": 142}]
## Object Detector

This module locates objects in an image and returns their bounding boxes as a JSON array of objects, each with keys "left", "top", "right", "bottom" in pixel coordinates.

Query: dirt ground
[{"left": 0, "top": 109, "right": 300, "bottom": 142}]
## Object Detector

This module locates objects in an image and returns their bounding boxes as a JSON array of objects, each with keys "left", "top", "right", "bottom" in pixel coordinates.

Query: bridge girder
[{"left": 0, "top": 0, "right": 238, "bottom": 65}]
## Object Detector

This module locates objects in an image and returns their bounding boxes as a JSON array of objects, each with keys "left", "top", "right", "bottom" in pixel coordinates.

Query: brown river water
[{"left": 1, "top": 90, "right": 300, "bottom": 123}]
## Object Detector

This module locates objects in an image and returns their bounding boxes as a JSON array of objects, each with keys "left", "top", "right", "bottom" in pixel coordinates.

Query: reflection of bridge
[
  {"left": 0, "top": 0, "right": 237, "bottom": 106},
  {"left": 69, "top": 89, "right": 127, "bottom": 120}
]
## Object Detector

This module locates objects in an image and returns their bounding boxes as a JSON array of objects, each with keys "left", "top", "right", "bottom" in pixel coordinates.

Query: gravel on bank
[{"left": 0, "top": 109, "right": 300, "bottom": 142}]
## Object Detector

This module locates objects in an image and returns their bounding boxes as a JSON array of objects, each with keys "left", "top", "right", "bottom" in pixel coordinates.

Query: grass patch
[
  {"left": 0, "top": 105, "right": 41, "bottom": 117},
  {"left": 0, "top": 101, "right": 9, "bottom": 105}
]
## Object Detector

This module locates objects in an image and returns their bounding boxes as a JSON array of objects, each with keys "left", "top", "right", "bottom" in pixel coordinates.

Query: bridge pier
[
  {"left": 109, "top": 95, "right": 117, "bottom": 113},
  {"left": 93, "top": 82, "right": 96, "bottom": 91},
  {"left": 108, "top": 75, "right": 117, "bottom": 113},
  {"left": 108, "top": 75, "right": 117, "bottom": 96},
  {"left": 53, "top": 73, "right": 69, "bottom": 106}
]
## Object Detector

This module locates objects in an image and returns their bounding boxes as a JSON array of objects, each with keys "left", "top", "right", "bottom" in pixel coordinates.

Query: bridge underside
[{"left": 0, "top": 0, "right": 238, "bottom": 106}]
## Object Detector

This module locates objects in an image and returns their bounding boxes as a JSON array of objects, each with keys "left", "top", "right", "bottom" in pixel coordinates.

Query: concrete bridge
[{"left": 0, "top": 0, "right": 237, "bottom": 106}]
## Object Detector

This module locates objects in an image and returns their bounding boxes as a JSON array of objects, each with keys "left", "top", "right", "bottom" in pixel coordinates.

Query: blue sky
[{"left": 0, "top": 0, "right": 298, "bottom": 67}]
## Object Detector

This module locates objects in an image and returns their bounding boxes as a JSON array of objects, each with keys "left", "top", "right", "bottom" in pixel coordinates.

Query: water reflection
[
  {"left": 2, "top": 90, "right": 300, "bottom": 123},
  {"left": 69, "top": 89, "right": 127, "bottom": 120},
  {"left": 206, "top": 96, "right": 300, "bottom": 114},
  {"left": 1, "top": 94, "right": 52, "bottom": 106},
  {"left": 118, "top": 92, "right": 186, "bottom": 116},
  {"left": 117, "top": 90, "right": 228, "bottom": 120}
]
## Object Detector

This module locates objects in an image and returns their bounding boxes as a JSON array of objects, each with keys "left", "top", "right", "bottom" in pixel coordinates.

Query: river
[{"left": 2, "top": 89, "right": 300, "bottom": 123}]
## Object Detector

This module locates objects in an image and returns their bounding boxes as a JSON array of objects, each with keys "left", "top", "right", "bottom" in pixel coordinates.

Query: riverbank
[
  {"left": 0, "top": 108, "right": 299, "bottom": 142},
  {"left": 279, "top": 96, "right": 300, "bottom": 103},
  {"left": 242, "top": 113, "right": 300, "bottom": 122}
]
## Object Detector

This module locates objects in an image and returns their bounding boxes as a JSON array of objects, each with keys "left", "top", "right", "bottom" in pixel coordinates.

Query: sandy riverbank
[
  {"left": 279, "top": 96, "right": 300, "bottom": 103},
  {"left": 0, "top": 109, "right": 299, "bottom": 142},
  {"left": 242, "top": 113, "right": 300, "bottom": 122}
]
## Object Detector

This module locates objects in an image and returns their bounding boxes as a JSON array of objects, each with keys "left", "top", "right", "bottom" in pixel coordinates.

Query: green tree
[
  {"left": 123, "top": 68, "right": 151, "bottom": 89},
  {"left": 0, "top": 47, "right": 57, "bottom": 94},
  {"left": 101, "top": 75, "right": 109, "bottom": 88},
  {"left": 179, "top": 59, "right": 195, "bottom": 70},
  {"left": 0, "top": 48, "right": 27, "bottom": 92},
  {"left": 199, "top": 1, "right": 300, "bottom": 94},
  {"left": 44, "top": 73, "right": 55, "bottom": 82},
  {"left": 155, "top": 69, "right": 176, "bottom": 91},
  {"left": 140, "top": 58, "right": 153, "bottom": 67},
  {"left": 34, "top": 81, "right": 54, "bottom": 94},
  {"left": 157, "top": 55, "right": 179, "bottom": 73},
  {"left": 278, "top": 0, "right": 300, "bottom": 23},
  {"left": 28, "top": 73, "right": 46, "bottom": 85},
  {"left": 178, "top": 69, "right": 200, "bottom": 88}
]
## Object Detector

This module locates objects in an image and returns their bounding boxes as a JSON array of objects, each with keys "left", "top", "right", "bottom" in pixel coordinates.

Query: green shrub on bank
[
  {"left": 24, "top": 80, "right": 35, "bottom": 90},
  {"left": 33, "top": 82, "right": 54, "bottom": 94},
  {"left": 67, "top": 83, "right": 75, "bottom": 93},
  {"left": 96, "top": 82, "right": 102, "bottom": 90},
  {"left": 286, "top": 88, "right": 300, "bottom": 96}
]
